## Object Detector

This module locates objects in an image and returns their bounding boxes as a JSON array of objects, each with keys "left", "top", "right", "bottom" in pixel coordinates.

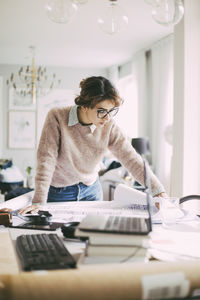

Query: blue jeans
[{"left": 47, "top": 178, "right": 103, "bottom": 202}]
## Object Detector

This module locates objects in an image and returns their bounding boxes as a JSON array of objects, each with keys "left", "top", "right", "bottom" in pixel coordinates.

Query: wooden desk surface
[{"left": 0, "top": 228, "right": 20, "bottom": 274}]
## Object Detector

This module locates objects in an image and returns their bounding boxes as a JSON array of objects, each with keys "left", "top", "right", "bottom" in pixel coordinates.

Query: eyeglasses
[{"left": 96, "top": 107, "right": 119, "bottom": 119}]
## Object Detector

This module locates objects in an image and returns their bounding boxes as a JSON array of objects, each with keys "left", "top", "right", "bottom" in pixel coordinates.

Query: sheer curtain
[
  {"left": 150, "top": 35, "right": 174, "bottom": 193},
  {"left": 0, "top": 76, "right": 3, "bottom": 157},
  {"left": 116, "top": 75, "right": 138, "bottom": 139},
  {"left": 115, "top": 51, "right": 147, "bottom": 139},
  {"left": 131, "top": 52, "right": 148, "bottom": 138},
  {"left": 107, "top": 36, "right": 173, "bottom": 194}
]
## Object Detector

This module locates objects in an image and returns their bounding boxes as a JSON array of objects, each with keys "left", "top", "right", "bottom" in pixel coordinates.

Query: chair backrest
[
  {"left": 131, "top": 137, "right": 150, "bottom": 155},
  {"left": 179, "top": 195, "right": 200, "bottom": 204}
]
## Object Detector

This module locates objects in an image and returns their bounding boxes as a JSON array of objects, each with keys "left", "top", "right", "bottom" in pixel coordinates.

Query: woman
[{"left": 20, "top": 76, "right": 166, "bottom": 214}]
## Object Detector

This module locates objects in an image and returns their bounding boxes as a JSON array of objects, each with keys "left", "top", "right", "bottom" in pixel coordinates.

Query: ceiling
[{"left": 0, "top": 0, "right": 172, "bottom": 68}]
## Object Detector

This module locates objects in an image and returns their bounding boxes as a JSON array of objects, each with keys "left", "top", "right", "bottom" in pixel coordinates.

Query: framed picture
[
  {"left": 8, "top": 111, "right": 36, "bottom": 149},
  {"left": 9, "top": 87, "right": 36, "bottom": 110}
]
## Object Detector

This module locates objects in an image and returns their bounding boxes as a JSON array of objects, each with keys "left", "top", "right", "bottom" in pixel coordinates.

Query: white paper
[
  {"left": 43, "top": 199, "right": 148, "bottom": 223},
  {"left": 114, "top": 183, "right": 150, "bottom": 206},
  {"left": 149, "top": 226, "right": 200, "bottom": 259},
  {"left": 0, "top": 184, "right": 153, "bottom": 223},
  {"left": 0, "top": 191, "right": 33, "bottom": 210}
]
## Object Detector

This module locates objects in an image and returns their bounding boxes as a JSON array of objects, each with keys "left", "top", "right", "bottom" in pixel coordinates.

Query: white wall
[
  {"left": 0, "top": 76, "right": 3, "bottom": 157},
  {"left": 0, "top": 64, "right": 107, "bottom": 178},
  {"left": 171, "top": 0, "right": 200, "bottom": 197}
]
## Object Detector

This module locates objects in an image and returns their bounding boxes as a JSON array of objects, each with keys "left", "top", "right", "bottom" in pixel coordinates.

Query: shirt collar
[{"left": 68, "top": 105, "right": 96, "bottom": 133}]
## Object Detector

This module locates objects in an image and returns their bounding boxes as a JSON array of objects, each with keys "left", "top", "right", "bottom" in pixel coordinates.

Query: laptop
[{"left": 78, "top": 158, "right": 152, "bottom": 235}]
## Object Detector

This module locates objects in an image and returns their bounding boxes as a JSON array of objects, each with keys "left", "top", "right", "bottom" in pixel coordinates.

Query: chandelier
[
  {"left": 45, "top": 0, "right": 88, "bottom": 24},
  {"left": 45, "top": 0, "right": 184, "bottom": 34},
  {"left": 6, "top": 46, "right": 61, "bottom": 104},
  {"left": 97, "top": 0, "right": 128, "bottom": 35},
  {"left": 45, "top": 0, "right": 128, "bottom": 35}
]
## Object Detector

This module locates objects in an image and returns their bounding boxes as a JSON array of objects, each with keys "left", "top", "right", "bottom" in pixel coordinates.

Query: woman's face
[{"left": 83, "top": 100, "right": 119, "bottom": 127}]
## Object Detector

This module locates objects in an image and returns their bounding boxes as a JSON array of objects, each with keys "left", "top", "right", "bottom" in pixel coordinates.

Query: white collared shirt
[{"left": 68, "top": 105, "right": 96, "bottom": 133}]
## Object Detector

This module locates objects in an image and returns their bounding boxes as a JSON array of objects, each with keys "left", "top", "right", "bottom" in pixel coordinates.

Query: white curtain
[
  {"left": 131, "top": 52, "right": 147, "bottom": 137},
  {"left": 114, "top": 52, "right": 147, "bottom": 140},
  {"left": 0, "top": 76, "right": 3, "bottom": 157},
  {"left": 150, "top": 35, "right": 174, "bottom": 194},
  {"left": 107, "top": 36, "right": 174, "bottom": 194},
  {"left": 116, "top": 75, "right": 138, "bottom": 139}
]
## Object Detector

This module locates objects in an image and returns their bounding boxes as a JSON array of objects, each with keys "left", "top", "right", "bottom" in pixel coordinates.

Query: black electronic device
[
  {"left": 10, "top": 222, "right": 62, "bottom": 231},
  {"left": 61, "top": 222, "right": 88, "bottom": 240},
  {"left": 9, "top": 210, "right": 62, "bottom": 231},
  {"left": 22, "top": 210, "right": 53, "bottom": 225},
  {"left": 16, "top": 233, "right": 77, "bottom": 271},
  {"left": 11, "top": 210, "right": 52, "bottom": 225}
]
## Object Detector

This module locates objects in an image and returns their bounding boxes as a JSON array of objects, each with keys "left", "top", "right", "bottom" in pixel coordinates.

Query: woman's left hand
[
  {"left": 155, "top": 192, "right": 168, "bottom": 198},
  {"left": 154, "top": 192, "right": 168, "bottom": 209}
]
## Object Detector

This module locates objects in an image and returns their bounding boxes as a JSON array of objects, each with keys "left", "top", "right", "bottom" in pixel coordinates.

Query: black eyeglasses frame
[{"left": 96, "top": 107, "right": 119, "bottom": 119}]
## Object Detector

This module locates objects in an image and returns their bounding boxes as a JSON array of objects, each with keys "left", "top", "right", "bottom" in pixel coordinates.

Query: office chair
[
  {"left": 131, "top": 137, "right": 151, "bottom": 188},
  {"left": 131, "top": 137, "right": 150, "bottom": 156},
  {"left": 179, "top": 195, "right": 200, "bottom": 218},
  {"left": 179, "top": 195, "right": 200, "bottom": 204}
]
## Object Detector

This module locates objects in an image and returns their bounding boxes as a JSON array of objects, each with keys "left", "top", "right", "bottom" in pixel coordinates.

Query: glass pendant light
[
  {"left": 144, "top": 0, "right": 159, "bottom": 5},
  {"left": 98, "top": 0, "right": 128, "bottom": 35},
  {"left": 151, "top": 0, "right": 184, "bottom": 26},
  {"left": 72, "top": 0, "right": 88, "bottom": 4},
  {"left": 45, "top": 0, "right": 78, "bottom": 24}
]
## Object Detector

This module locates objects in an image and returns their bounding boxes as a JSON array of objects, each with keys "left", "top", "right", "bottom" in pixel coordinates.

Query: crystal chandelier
[
  {"left": 98, "top": 0, "right": 128, "bottom": 35},
  {"left": 6, "top": 46, "right": 61, "bottom": 104}
]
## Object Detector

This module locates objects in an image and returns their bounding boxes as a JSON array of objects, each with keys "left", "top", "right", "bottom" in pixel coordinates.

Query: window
[{"left": 115, "top": 75, "right": 138, "bottom": 139}]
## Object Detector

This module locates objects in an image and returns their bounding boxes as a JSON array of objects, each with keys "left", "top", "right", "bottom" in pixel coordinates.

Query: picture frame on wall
[
  {"left": 8, "top": 87, "right": 35, "bottom": 110},
  {"left": 8, "top": 111, "right": 36, "bottom": 149}
]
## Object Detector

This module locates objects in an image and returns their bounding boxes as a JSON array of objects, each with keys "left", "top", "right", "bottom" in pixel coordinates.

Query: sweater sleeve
[
  {"left": 32, "top": 109, "right": 61, "bottom": 204},
  {"left": 108, "top": 121, "right": 166, "bottom": 196}
]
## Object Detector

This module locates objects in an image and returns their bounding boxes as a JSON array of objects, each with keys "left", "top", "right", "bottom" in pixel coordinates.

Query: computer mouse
[
  {"left": 22, "top": 210, "right": 52, "bottom": 225},
  {"left": 26, "top": 214, "right": 52, "bottom": 225},
  {"left": 61, "top": 222, "right": 88, "bottom": 240}
]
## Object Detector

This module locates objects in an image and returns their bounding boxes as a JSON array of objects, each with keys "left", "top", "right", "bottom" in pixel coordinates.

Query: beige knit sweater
[{"left": 32, "top": 106, "right": 165, "bottom": 204}]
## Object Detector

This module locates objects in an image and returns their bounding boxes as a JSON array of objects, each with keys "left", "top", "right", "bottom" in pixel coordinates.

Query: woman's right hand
[{"left": 19, "top": 204, "right": 41, "bottom": 215}]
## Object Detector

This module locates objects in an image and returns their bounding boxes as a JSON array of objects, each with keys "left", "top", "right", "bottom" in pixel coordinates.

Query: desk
[{"left": 1, "top": 195, "right": 200, "bottom": 300}]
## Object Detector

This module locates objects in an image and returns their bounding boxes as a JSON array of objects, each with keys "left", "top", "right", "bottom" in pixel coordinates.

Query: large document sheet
[
  {"left": 0, "top": 184, "right": 197, "bottom": 225},
  {"left": 0, "top": 184, "right": 151, "bottom": 223},
  {"left": 43, "top": 184, "right": 151, "bottom": 223},
  {"left": 0, "top": 191, "right": 33, "bottom": 210}
]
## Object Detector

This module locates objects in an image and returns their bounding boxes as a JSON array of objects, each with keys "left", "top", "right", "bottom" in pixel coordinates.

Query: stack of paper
[{"left": 148, "top": 224, "right": 200, "bottom": 261}]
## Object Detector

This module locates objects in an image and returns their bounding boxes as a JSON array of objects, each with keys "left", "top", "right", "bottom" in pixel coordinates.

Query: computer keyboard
[{"left": 16, "top": 233, "right": 76, "bottom": 271}]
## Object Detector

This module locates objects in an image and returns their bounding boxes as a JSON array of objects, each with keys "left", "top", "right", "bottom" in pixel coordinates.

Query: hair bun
[{"left": 79, "top": 78, "right": 87, "bottom": 89}]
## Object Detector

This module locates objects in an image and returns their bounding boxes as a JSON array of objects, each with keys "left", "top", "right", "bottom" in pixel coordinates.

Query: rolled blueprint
[
  {"left": 1, "top": 261, "right": 200, "bottom": 300},
  {"left": 114, "top": 183, "right": 148, "bottom": 205},
  {"left": 0, "top": 191, "right": 33, "bottom": 210}
]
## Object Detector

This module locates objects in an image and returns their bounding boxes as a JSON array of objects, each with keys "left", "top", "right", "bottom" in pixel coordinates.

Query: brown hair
[{"left": 74, "top": 76, "right": 123, "bottom": 108}]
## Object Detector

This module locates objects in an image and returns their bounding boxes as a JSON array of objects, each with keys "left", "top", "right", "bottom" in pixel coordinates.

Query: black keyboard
[{"left": 16, "top": 233, "right": 76, "bottom": 271}]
